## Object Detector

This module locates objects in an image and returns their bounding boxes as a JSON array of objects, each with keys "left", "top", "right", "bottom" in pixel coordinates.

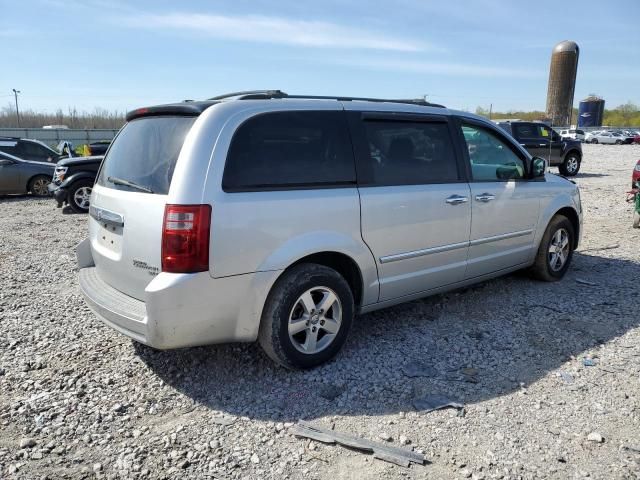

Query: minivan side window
[
  {"left": 359, "top": 120, "right": 459, "bottom": 186},
  {"left": 222, "top": 111, "right": 356, "bottom": 191},
  {"left": 461, "top": 124, "right": 525, "bottom": 181}
]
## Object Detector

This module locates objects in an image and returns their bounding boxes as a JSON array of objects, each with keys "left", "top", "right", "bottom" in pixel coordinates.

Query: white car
[
  {"left": 586, "top": 131, "right": 622, "bottom": 144},
  {"left": 559, "top": 129, "right": 586, "bottom": 142}
]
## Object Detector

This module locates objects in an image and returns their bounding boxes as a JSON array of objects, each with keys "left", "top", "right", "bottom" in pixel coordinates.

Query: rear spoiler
[{"left": 125, "top": 101, "right": 218, "bottom": 122}]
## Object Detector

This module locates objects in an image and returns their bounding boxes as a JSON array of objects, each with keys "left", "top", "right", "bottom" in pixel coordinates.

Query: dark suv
[
  {"left": 48, "top": 156, "right": 103, "bottom": 213},
  {"left": 0, "top": 137, "right": 65, "bottom": 163},
  {"left": 496, "top": 121, "right": 583, "bottom": 176}
]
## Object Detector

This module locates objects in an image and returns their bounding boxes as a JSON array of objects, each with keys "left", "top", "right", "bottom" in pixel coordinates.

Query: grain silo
[
  {"left": 578, "top": 95, "right": 605, "bottom": 128},
  {"left": 545, "top": 40, "right": 580, "bottom": 127}
]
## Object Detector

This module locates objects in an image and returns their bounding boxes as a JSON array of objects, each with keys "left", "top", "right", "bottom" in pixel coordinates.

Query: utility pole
[
  {"left": 489, "top": 103, "right": 493, "bottom": 120},
  {"left": 12, "top": 89, "right": 21, "bottom": 127}
]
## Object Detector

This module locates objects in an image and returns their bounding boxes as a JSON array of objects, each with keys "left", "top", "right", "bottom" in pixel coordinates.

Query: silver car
[{"left": 77, "top": 91, "right": 582, "bottom": 369}]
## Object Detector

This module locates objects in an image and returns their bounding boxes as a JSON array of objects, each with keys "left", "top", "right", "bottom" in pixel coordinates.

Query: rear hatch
[{"left": 89, "top": 115, "right": 197, "bottom": 300}]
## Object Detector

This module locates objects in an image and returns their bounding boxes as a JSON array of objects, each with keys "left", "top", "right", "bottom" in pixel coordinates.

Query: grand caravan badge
[{"left": 132, "top": 259, "right": 160, "bottom": 276}]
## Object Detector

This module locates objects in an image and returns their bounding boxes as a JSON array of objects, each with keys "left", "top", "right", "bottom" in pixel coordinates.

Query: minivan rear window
[
  {"left": 96, "top": 116, "right": 196, "bottom": 195},
  {"left": 222, "top": 111, "right": 356, "bottom": 191}
]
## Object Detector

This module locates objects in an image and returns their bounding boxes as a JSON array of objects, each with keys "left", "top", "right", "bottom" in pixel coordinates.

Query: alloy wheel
[
  {"left": 566, "top": 156, "right": 579, "bottom": 174},
  {"left": 548, "top": 228, "right": 570, "bottom": 272},
  {"left": 288, "top": 287, "right": 342, "bottom": 354},
  {"left": 32, "top": 178, "right": 49, "bottom": 196},
  {"left": 73, "top": 186, "right": 92, "bottom": 209}
]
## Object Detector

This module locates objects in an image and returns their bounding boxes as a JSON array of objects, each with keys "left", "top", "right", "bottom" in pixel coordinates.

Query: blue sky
[{"left": 1, "top": 0, "right": 639, "bottom": 114}]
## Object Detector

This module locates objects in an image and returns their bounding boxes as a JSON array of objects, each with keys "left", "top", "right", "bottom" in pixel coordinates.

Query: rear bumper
[{"left": 77, "top": 262, "right": 281, "bottom": 350}]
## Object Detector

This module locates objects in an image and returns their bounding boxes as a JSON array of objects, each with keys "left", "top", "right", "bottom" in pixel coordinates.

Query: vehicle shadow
[
  {"left": 61, "top": 205, "right": 84, "bottom": 215},
  {"left": 135, "top": 251, "right": 639, "bottom": 421}
]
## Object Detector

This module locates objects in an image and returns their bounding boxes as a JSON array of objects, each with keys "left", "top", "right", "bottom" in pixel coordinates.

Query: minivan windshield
[{"left": 96, "top": 116, "right": 196, "bottom": 195}]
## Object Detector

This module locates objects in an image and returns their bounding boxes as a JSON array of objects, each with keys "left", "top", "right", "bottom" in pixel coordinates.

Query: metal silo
[
  {"left": 545, "top": 40, "right": 580, "bottom": 127},
  {"left": 578, "top": 96, "right": 605, "bottom": 128}
]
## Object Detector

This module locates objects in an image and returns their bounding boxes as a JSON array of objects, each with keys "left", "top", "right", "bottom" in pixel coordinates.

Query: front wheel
[
  {"left": 529, "top": 215, "right": 575, "bottom": 282},
  {"left": 258, "top": 263, "right": 354, "bottom": 369},
  {"left": 559, "top": 154, "right": 581, "bottom": 176},
  {"left": 28, "top": 175, "right": 51, "bottom": 197},
  {"left": 592, "top": 138, "right": 598, "bottom": 144},
  {"left": 615, "top": 140, "right": 623, "bottom": 145},
  {"left": 68, "top": 179, "right": 93, "bottom": 213}
]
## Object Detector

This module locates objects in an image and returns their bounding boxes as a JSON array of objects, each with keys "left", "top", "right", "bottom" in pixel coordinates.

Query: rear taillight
[{"left": 161, "top": 204, "right": 211, "bottom": 273}]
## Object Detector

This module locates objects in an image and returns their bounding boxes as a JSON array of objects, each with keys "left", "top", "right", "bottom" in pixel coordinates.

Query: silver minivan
[{"left": 77, "top": 91, "right": 582, "bottom": 369}]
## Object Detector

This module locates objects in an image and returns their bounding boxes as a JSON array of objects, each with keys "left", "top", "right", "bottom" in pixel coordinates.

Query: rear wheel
[
  {"left": 530, "top": 215, "right": 575, "bottom": 282},
  {"left": 559, "top": 153, "right": 580, "bottom": 176},
  {"left": 28, "top": 175, "right": 50, "bottom": 197},
  {"left": 258, "top": 263, "right": 354, "bottom": 369},
  {"left": 68, "top": 179, "right": 93, "bottom": 213},
  {"left": 592, "top": 138, "right": 598, "bottom": 144},
  {"left": 615, "top": 140, "right": 623, "bottom": 145}
]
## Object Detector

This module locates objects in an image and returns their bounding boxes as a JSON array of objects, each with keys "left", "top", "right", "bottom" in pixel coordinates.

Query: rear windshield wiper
[{"left": 107, "top": 176, "right": 154, "bottom": 194}]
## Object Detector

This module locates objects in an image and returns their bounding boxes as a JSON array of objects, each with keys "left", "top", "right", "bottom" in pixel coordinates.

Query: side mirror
[
  {"left": 0, "top": 158, "right": 14, "bottom": 166},
  {"left": 531, "top": 157, "right": 547, "bottom": 178}
]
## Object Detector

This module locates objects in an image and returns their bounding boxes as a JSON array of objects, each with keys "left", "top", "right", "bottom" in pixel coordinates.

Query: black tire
[
  {"left": 615, "top": 140, "right": 623, "bottom": 145},
  {"left": 592, "top": 138, "right": 598, "bottom": 144},
  {"left": 258, "top": 263, "right": 354, "bottom": 369},
  {"left": 67, "top": 179, "right": 93, "bottom": 213},
  {"left": 530, "top": 215, "right": 575, "bottom": 282},
  {"left": 633, "top": 211, "right": 640, "bottom": 229},
  {"left": 559, "top": 153, "right": 581, "bottom": 176},
  {"left": 28, "top": 175, "right": 50, "bottom": 197}
]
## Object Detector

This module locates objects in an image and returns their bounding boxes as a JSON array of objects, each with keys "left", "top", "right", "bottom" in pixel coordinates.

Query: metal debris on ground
[
  {"left": 402, "top": 361, "right": 439, "bottom": 378},
  {"left": 583, "top": 358, "right": 597, "bottom": 367},
  {"left": 211, "top": 416, "right": 236, "bottom": 426},
  {"left": 412, "top": 393, "right": 464, "bottom": 413},
  {"left": 579, "top": 244, "right": 620, "bottom": 252},
  {"left": 559, "top": 371, "right": 574, "bottom": 383},
  {"left": 289, "top": 421, "right": 426, "bottom": 467}
]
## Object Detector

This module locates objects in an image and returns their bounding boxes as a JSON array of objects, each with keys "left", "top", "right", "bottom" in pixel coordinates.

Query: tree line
[
  {"left": 0, "top": 104, "right": 125, "bottom": 129},
  {"left": 475, "top": 101, "right": 640, "bottom": 127},
  {"left": 2, "top": 101, "right": 639, "bottom": 129}
]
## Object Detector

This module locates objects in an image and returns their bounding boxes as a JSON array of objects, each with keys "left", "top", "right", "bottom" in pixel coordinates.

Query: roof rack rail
[
  {"left": 208, "top": 90, "right": 286, "bottom": 100},
  {"left": 281, "top": 94, "right": 445, "bottom": 108},
  {"left": 207, "top": 91, "right": 445, "bottom": 108}
]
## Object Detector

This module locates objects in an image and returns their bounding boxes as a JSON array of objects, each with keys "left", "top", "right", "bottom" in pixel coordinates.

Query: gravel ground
[{"left": 1, "top": 144, "right": 640, "bottom": 480}]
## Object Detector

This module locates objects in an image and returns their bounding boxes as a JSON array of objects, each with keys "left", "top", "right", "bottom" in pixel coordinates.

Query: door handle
[
  {"left": 475, "top": 193, "right": 496, "bottom": 202},
  {"left": 445, "top": 195, "right": 468, "bottom": 205},
  {"left": 539, "top": 143, "right": 547, "bottom": 147}
]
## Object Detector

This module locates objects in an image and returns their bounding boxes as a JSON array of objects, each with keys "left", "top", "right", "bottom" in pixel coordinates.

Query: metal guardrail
[{"left": 0, "top": 128, "right": 119, "bottom": 146}]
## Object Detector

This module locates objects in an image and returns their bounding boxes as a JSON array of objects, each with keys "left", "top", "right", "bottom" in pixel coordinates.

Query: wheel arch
[
  {"left": 553, "top": 206, "right": 580, "bottom": 249},
  {"left": 563, "top": 149, "right": 582, "bottom": 162},
  {"left": 61, "top": 172, "right": 96, "bottom": 188},
  {"left": 287, "top": 251, "right": 365, "bottom": 308}
]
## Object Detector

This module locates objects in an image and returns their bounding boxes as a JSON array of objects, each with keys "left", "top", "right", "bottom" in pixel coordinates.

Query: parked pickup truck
[
  {"left": 48, "top": 155, "right": 103, "bottom": 213},
  {"left": 496, "top": 121, "right": 583, "bottom": 176}
]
